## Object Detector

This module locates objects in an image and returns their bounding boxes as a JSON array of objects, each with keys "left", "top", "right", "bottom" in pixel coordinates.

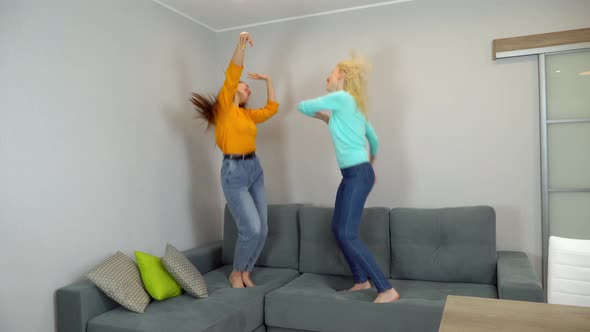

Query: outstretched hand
[
  {"left": 231, "top": 32, "right": 253, "bottom": 67},
  {"left": 239, "top": 32, "right": 254, "bottom": 49},
  {"left": 313, "top": 112, "right": 330, "bottom": 124},
  {"left": 247, "top": 72, "right": 270, "bottom": 81}
]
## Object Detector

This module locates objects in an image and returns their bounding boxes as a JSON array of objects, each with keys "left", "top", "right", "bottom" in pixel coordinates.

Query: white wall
[
  {"left": 214, "top": 0, "right": 590, "bottom": 279},
  {"left": 1, "top": 1, "right": 589, "bottom": 330},
  {"left": 0, "top": 1, "right": 223, "bottom": 331}
]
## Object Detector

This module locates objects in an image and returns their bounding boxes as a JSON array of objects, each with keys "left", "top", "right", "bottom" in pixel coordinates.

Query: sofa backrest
[
  {"left": 222, "top": 204, "right": 301, "bottom": 270},
  {"left": 390, "top": 206, "right": 497, "bottom": 284},
  {"left": 298, "top": 206, "right": 390, "bottom": 276}
]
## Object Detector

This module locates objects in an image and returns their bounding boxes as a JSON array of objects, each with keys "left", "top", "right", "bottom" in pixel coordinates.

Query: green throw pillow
[{"left": 135, "top": 251, "right": 182, "bottom": 300}]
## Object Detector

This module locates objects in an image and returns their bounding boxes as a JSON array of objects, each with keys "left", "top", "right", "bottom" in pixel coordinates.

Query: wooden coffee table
[{"left": 439, "top": 295, "right": 590, "bottom": 332}]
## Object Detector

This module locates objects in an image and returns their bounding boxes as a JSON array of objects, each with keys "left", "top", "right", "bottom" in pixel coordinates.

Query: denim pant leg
[
  {"left": 245, "top": 158, "right": 268, "bottom": 271},
  {"left": 221, "top": 158, "right": 263, "bottom": 272},
  {"left": 332, "top": 177, "right": 368, "bottom": 284},
  {"left": 333, "top": 163, "right": 392, "bottom": 293}
]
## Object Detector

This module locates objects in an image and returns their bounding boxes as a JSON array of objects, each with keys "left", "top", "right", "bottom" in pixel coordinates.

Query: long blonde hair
[{"left": 337, "top": 53, "right": 371, "bottom": 117}]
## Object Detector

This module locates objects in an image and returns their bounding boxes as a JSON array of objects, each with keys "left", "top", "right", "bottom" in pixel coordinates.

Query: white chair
[{"left": 548, "top": 236, "right": 590, "bottom": 306}]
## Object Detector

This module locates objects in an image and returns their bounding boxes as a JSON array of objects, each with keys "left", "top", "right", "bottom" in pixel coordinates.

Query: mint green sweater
[{"left": 298, "top": 91, "right": 379, "bottom": 169}]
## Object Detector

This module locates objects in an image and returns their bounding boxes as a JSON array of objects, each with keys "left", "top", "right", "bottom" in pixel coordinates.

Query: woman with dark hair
[{"left": 191, "top": 32, "right": 279, "bottom": 288}]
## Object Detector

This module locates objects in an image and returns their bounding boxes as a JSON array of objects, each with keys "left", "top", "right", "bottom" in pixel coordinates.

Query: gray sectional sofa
[{"left": 57, "top": 204, "right": 544, "bottom": 332}]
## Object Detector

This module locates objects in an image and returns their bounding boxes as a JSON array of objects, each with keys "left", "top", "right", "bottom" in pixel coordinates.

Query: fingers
[
  {"left": 239, "top": 32, "right": 254, "bottom": 48},
  {"left": 238, "top": 33, "right": 246, "bottom": 48},
  {"left": 247, "top": 72, "right": 267, "bottom": 80}
]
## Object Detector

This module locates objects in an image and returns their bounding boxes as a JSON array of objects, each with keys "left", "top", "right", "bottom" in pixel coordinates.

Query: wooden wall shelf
[{"left": 493, "top": 28, "right": 590, "bottom": 60}]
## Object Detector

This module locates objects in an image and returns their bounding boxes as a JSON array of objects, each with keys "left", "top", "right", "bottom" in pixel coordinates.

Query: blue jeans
[
  {"left": 221, "top": 156, "right": 268, "bottom": 272},
  {"left": 332, "top": 162, "right": 392, "bottom": 293}
]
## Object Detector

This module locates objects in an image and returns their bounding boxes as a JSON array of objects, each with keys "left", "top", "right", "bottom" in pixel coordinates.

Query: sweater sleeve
[
  {"left": 246, "top": 100, "right": 280, "bottom": 124},
  {"left": 365, "top": 121, "right": 379, "bottom": 157},
  {"left": 297, "top": 91, "right": 352, "bottom": 117},
  {"left": 217, "top": 61, "right": 243, "bottom": 110}
]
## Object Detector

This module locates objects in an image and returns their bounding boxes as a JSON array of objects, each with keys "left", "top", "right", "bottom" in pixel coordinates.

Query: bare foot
[
  {"left": 373, "top": 288, "right": 401, "bottom": 304},
  {"left": 229, "top": 271, "right": 245, "bottom": 288},
  {"left": 243, "top": 272, "right": 256, "bottom": 288},
  {"left": 349, "top": 281, "right": 372, "bottom": 291}
]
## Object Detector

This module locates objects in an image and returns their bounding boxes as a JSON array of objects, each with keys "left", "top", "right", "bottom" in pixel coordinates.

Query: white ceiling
[{"left": 153, "top": 0, "right": 412, "bottom": 32}]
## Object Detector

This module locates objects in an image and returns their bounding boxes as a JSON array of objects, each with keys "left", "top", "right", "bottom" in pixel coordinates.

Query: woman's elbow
[
  {"left": 296, "top": 102, "right": 305, "bottom": 114},
  {"left": 297, "top": 102, "right": 313, "bottom": 116}
]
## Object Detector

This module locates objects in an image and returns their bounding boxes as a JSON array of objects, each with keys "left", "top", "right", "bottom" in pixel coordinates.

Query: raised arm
[
  {"left": 246, "top": 73, "right": 279, "bottom": 124},
  {"left": 218, "top": 32, "right": 254, "bottom": 109},
  {"left": 231, "top": 32, "right": 253, "bottom": 67}
]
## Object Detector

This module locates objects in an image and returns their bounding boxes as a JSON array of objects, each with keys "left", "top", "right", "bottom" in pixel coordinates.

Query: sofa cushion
[
  {"left": 390, "top": 206, "right": 497, "bottom": 284},
  {"left": 299, "top": 207, "right": 390, "bottom": 277},
  {"left": 223, "top": 204, "right": 301, "bottom": 270},
  {"left": 163, "top": 244, "right": 208, "bottom": 298},
  {"left": 392, "top": 278, "right": 497, "bottom": 300},
  {"left": 265, "top": 274, "right": 434, "bottom": 332},
  {"left": 135, "top": 251, "right": 182, "bottom": 301},
  {"left": 88, "top": 266, "right": 299, "bottom": 332},
  {"left": 267, "top": 328, "right": 310, "bottom": 332},
  {"left": 86, "top": 251, "right": 151, "bottom": 313},
  {"left": 265, "top": 273, "right": 497, "bottom": 332}
]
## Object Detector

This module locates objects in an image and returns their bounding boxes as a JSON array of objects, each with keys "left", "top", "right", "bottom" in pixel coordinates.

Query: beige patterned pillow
[
  {"left": 162, "top": 244, "right": 208, "bottom": 298},
  {"left": 86, "top": 251, "right": 151, "bottom": 313}
]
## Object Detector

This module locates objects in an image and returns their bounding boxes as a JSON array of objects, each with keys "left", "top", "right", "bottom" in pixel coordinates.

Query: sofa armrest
[
  {"left": 56, "top": 280, "right": 119, "bottom": 332},
  {"left": 183, "top": 240, "right": 223, "bottom": 274},
  {"left": 497, "top": 251, "right": 545, "bottom": 302},
  {"left": 55, "top": 242, "right": 222, "bottom": 332}
]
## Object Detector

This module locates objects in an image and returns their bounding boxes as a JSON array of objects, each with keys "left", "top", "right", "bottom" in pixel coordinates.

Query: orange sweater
[{"left": 215, "top": 62, "right": 279, "bottom": 154}]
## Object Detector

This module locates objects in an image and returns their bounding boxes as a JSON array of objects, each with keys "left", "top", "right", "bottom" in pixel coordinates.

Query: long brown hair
[
  {"left": 190, "top": 93, "right": 218, "bottom": 129},
  {"left": 191, "top": 81, "right": 246, "bottom": 129}
]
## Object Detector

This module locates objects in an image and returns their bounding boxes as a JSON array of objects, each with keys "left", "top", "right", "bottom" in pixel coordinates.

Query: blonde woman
[{"left": 297, "top": 57, "right": 400, "bottom": 303}]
